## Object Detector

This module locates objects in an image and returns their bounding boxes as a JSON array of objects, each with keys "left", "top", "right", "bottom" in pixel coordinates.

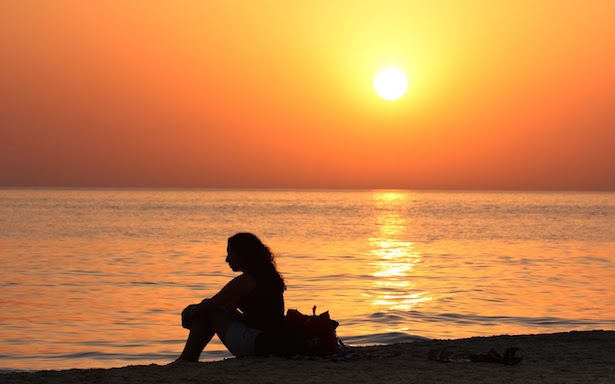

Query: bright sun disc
[{"left": 374, "top": 68, "right": 408, "bottom": 100}]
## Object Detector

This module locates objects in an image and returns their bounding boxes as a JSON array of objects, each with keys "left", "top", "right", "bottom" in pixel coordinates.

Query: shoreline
[{"left": 2, "top": 330, "right": 614, "bottom": 384}]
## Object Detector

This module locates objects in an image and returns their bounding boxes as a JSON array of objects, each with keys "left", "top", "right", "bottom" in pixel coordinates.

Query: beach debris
[
  {"left": 428, "top": 346, "right": 522, "bottom": 365},
  {"left": 428, "top": 346, "right": 472, "bottom": 363}
]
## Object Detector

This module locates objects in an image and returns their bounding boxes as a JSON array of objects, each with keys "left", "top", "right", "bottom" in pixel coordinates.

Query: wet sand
[{"left": 3, "top": 331, "right": 614, "bottom": 384}]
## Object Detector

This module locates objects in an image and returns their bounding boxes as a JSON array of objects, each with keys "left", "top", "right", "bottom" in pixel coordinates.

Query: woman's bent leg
[
  {"left": 177, "top": 308, "right": 237, "bottom": 362},
  {"left": 178, "top": 315, "right": 215, "bottom": 362}
]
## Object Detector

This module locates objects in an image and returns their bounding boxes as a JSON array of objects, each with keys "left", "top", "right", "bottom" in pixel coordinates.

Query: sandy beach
[{"left": 3, "top": 330, "right": 614, "bottom": 384}]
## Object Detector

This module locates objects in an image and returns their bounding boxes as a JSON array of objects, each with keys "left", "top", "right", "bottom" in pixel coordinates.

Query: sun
[{"left": 374, "top": 68, "right": 408, "bottom": 100}]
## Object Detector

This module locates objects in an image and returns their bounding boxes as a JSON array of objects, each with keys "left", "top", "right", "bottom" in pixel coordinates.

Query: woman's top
[{"left": 237, "top": 276, "right": 285, "bottom": 334}]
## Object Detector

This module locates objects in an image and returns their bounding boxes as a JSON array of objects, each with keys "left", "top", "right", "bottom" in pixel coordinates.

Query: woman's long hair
[{"left": 228, "top": 233, "right": 286, "bottom": 291}]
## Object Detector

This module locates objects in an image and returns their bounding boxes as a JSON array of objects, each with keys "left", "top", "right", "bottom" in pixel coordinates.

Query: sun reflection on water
[{"left": 369, "top": 192, "right": 432, "bottom": 312}]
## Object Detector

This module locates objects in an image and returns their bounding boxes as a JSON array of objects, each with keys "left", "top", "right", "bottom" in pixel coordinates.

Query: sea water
[{"left": 1, "top": 189, "right": 614, "bottom": 370}]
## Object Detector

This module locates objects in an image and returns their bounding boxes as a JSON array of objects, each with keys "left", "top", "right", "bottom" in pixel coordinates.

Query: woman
[{"left": 177, "top": 233, "right": 286, "bottom": 362}]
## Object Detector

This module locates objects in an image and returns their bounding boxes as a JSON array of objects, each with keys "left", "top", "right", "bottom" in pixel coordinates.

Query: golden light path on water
[{"left": 368, "top": 192, "right": 432, "bottom": 328}]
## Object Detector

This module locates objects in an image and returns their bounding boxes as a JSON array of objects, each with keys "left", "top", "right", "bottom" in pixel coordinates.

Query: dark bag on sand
[{"left": 282, "top": 306, "right": 343, "bottom": 356}]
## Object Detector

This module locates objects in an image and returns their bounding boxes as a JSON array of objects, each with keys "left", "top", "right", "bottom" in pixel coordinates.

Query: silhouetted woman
[{"left": 177, "top": 233, "right": 286, "bottom": 361}]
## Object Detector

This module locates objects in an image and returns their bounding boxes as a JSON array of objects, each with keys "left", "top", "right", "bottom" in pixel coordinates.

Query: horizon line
[{"left": 1, "top": 186, "right": 613, "bottom": 193}]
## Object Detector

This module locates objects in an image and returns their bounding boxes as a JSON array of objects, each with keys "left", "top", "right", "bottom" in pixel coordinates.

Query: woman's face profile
[{"left": 226, "top": 245, "right": 244, "bottom": 272}]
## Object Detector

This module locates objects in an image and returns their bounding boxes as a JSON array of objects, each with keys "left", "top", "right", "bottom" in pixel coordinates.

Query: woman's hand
[
  {"left": 181, "top": 304, "right": 199, "bottom": 329},
  {"left": 182, "top": 299, "right": 215, "bottom": 329}
]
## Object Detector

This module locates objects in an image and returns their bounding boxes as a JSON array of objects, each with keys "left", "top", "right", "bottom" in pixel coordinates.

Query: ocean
[{"left": 1, "top": 189, "right": 614, "bottom": 371}]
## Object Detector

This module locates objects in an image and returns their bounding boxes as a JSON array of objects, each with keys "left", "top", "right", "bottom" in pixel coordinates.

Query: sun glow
[{"left": 374, "top": 68, "right": 408, "bottom": 100}]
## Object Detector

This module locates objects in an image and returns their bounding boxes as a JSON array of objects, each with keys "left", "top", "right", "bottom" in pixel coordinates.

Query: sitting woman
[{"left": 177, "top": 233, "right": 286, "bottom": 362}]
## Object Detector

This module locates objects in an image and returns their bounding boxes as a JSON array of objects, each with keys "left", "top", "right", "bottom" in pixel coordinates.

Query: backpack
[{"left": 282, "top": 306, "right": 343, "bottom": 356}]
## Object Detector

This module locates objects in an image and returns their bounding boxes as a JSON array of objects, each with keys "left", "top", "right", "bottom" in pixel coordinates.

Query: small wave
[
  {"left": 342, "top": 332, "right": 429, "bottom": 346},
  {"left": 0, "top": 369, "right": 33, "bottom": 374},
  {"left": 369, "top": 310, "right": 615, "bottom": 328}
]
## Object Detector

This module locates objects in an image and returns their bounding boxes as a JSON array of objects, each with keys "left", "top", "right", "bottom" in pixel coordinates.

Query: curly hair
[{"left": 228, "top": 233, "right": 286, "bottom": 291}]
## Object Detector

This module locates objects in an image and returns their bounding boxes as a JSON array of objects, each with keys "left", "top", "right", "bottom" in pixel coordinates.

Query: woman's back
[{"left": 238, "top": 275, "right": 285, "bottom": 333}]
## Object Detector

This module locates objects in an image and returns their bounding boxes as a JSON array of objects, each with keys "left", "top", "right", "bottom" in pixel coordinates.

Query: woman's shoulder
[
  {"left": 239, "top": 272, "right": 284, "bottom": 294},
  {"left": 234, "top": 272, "right": 257, "bottom": 287},
  {"left": 221, "top": 273, "right": 257, "bottom": 296}
]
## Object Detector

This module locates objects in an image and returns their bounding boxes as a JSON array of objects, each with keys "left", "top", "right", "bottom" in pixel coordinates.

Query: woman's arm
[{"left": 195, "top": 273, "right": 256, "bottom": 315}]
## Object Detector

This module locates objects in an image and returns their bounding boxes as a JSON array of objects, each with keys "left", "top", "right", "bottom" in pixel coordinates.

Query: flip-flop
[
  {"left": 428, "top": 346, "right": 472, "bottom": 363},
  {"left": 502, "top": 347, "right": 523, "bottom": 365},
  {"left": 469, "top": 347, "right": 523, "bottom": 365}
]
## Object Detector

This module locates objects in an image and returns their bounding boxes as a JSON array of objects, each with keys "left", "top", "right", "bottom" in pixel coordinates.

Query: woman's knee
[{"left": 181, "top": 304, "right": 199, "bottom": 329}]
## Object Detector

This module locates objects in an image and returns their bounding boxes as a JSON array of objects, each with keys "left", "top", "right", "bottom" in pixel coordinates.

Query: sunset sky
[{"left": 1, "top": 1, "right": 614, "bottom": 190}]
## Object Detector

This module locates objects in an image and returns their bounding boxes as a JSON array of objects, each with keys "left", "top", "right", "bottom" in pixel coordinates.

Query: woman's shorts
[{"left": 221, "top": 321, "right": 263, "bottom": 357}]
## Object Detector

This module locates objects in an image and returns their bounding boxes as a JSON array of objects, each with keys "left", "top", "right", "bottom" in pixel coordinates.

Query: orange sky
[{"left": 1, "top": 1, "right": 614, "bottom": 190}]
